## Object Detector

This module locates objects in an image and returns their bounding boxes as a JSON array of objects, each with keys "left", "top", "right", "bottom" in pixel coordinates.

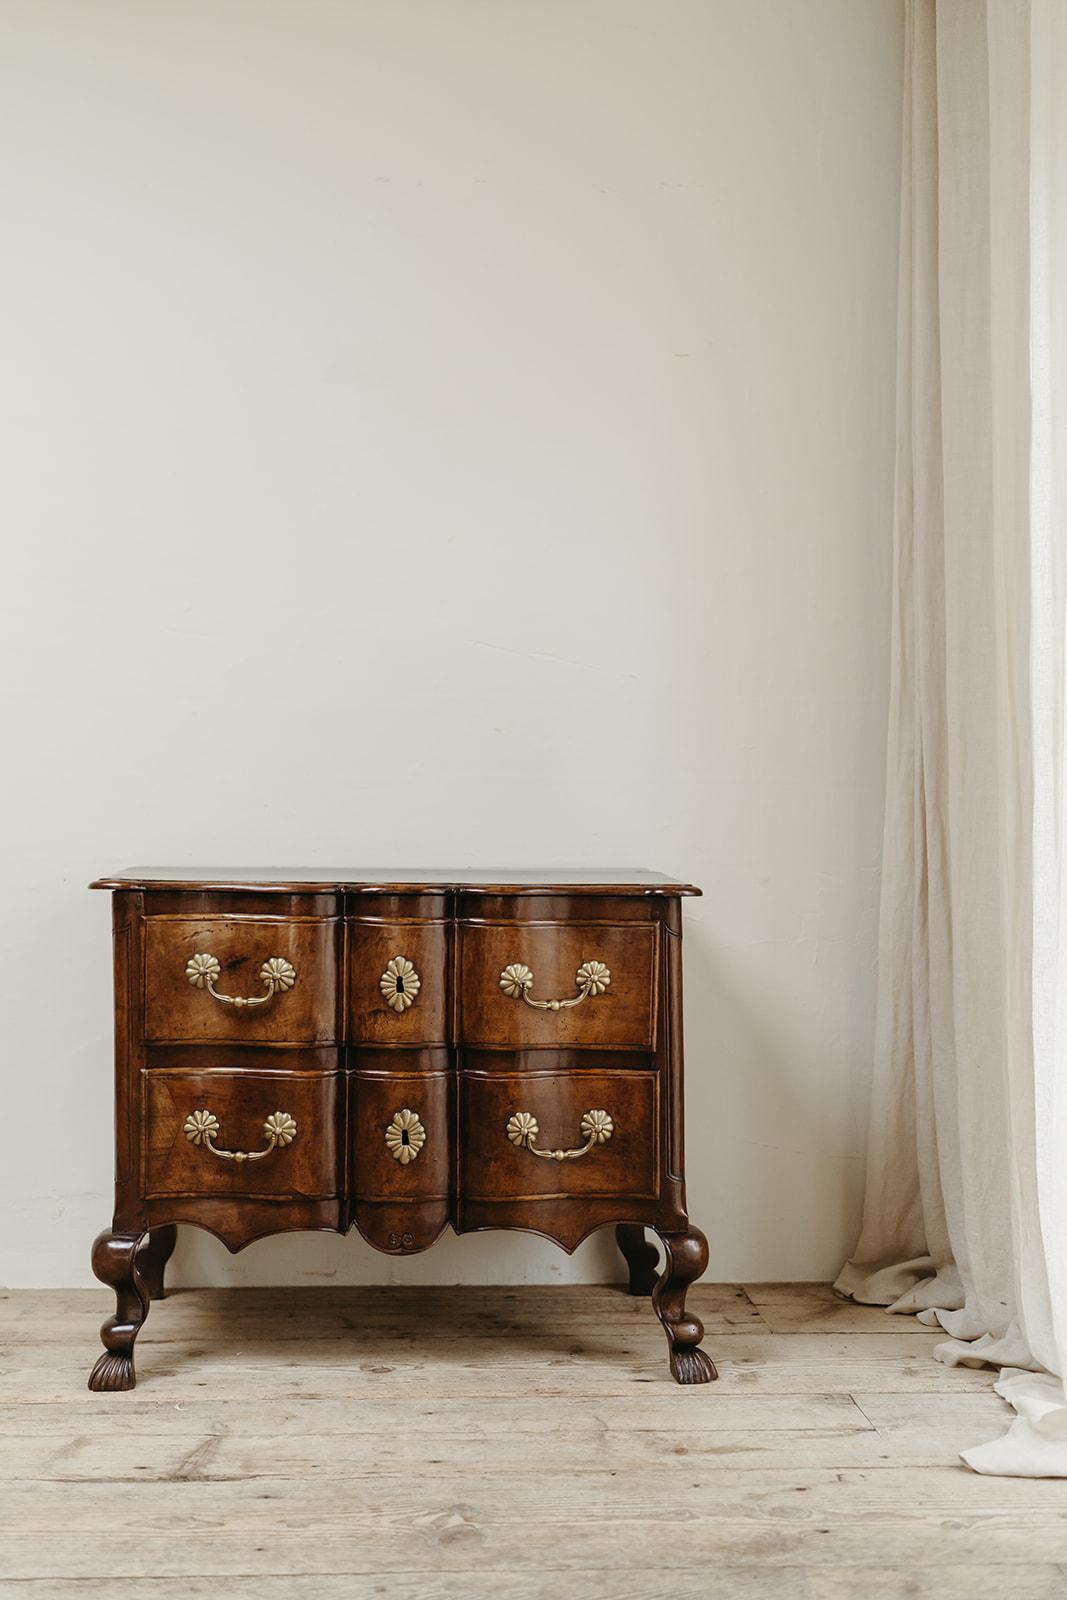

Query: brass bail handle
[
  {"left": 185, "top": 953, "right": 297, "bottom": 1009},
  {"left": 183, "top": 1110, "right": 298, "bottom": 1164},
  {"left": 498, "top": 960, "right": 611, "bottom": 1012},
  {"left": 506, "top": 1109, "right": 614, "bottom": 1162}
]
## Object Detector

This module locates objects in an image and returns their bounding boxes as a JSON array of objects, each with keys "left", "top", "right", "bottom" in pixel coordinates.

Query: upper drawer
[
  {"left": 143, "top": 915, "right": 339, "bottom": 1045},
  {"left": 348, "top": 920, "right": 449, "bottom": 1046},
  {"left": 459, "top": 921, "right": 658, "bottom": 1049}
]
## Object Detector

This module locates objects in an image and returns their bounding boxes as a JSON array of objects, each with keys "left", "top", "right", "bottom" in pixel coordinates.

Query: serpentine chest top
[{"left": 87, "top": 869, "right": 716, "bottom": 1389}]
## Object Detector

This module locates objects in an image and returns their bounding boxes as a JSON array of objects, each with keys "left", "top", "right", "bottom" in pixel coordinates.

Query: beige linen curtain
[{"left": 836, "top": 0, "right": 1067, "bottom": 1478}]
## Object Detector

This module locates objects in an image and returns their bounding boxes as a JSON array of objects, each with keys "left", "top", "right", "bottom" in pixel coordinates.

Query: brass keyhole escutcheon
[
  {"left": 380, "top": 957, "right": 421, "bottom": 1013},
  {"left": 385, "top": 1108, "right": 426, "bottom": 1164}
]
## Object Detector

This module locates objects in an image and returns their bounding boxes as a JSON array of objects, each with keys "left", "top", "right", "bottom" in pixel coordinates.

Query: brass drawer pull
[
  {"left": 385, "top": 1108, "right": 426, "bottom": 1164},
  {"left": 499, "top": 960, "right": 611, "bottom": 1012},
  {"left": 184, "top": 953, "right": 296, "bottom": 1009},
  {"left": 506, "top": 1108, "right": 614, "bottom": 1162},
  {"left": 182, "top": 1109, "right": 298, "bottom": 1164}
]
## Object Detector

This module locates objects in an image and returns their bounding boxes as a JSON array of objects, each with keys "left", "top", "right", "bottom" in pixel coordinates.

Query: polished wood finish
[
  {"left": 88, "top": 869, "right": 712, "bottom": 1387},
  {"left": 87, "top": 1230, "right": 149, "bottom": 1392},
  {"left": 349, "top": 1068, "right": 451, "bottom": 1253},
  {"left": 654, "top": 1226, "right": 718, "bottom": 1384},
  {"left": 347, "top": 916, "right": 450, "bottom": 1046},
  {"left": 143, "top": 912, "right": 340, "bottom": 1045},
  {"left": 144, "top": 1069, "right": 341, "bottom": 1200},
  {"left": 459, "top": 920, "right": 659, "bottom": 1049},
  {"left": 460, "top": 1069, "right": 659, "bottom": 1201},
  {"left": 135, "top": 1225, "right": 177, "bottom": 1300},
  {"left": 142, "top": 1196, "right": 343, "bottom": 1254},
  {"left": 616, "top": 1222, "right": 662, "bottom": 1295},
  {"left": 93, "top": 867, "right": 701, "bottom": 893}
]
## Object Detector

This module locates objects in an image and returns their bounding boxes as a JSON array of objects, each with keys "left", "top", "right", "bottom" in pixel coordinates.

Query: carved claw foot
[
  {"left": 669, "top": 1345, "right": 718, "bottom": 1384},
  {"left": 615, "top": 1224, "right": 661, "bottom": 1296},
  {"left": 88, "top": 1230, "right": 150, "bottom": 1392},
  {"left": 88, "top": 1350, "right": 136, "bottom": 1392},
  {"left": 652, "top": 1225, "right": 717, "bottom": 1386}
]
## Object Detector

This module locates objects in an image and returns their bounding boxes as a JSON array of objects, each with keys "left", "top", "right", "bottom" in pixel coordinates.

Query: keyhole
[
  {"left": 401, "top": 1128, "right": 410, "bottom": 1146},
  {"left": 395, "top": 975, "right": 405, "bottom": 994}
]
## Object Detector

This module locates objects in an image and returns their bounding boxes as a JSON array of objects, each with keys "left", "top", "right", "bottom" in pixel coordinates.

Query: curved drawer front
[
  {"left": 459, "top": 922, "right": 658, "bottom": 1049},
  {"left": 347, "top": 921, "right": 449, "bottom": 1046},
  {"left": 144, "top": 1069, "right": 340, "bottom": 1199},
  {"left": 460, "top": 1069, "right": 659, "bottom": 1201},
  {"left": 143, "top": 915, "right": 339, "bottom": 1045},
  {"left": 349, "top": 1069, "right": 450, "bottom": 1253},
  {"left": 350, "top": 1070, "right": 450, "bottom": 1202}
]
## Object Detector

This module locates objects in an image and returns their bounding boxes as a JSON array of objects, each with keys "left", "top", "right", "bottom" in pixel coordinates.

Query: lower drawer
[
  {"left": 349, "top": 1068, "right": 451, "bottom": 1253},
  {"left": 460, "top": 1069, "right": 659, "bottom": 1201},
  {"left": 143, "top": 1070, "right": 341, "bottom": 1199},
  {"left": 350, "top": 1070, "right": 450, "bottom": 1203}
]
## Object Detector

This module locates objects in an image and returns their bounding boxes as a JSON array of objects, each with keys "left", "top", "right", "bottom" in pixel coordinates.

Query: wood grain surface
[
  {"left": 5, "top": 1283, "right": 1063, "bottom": 1598},
  {"left": 143, "top": 913, "right": 340, "bottom": 1045}
]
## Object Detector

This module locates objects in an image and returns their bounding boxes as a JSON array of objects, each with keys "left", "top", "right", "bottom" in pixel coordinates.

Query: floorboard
[{"left": 0, "top": 1283, "right": 1062, "bottom": 1597}]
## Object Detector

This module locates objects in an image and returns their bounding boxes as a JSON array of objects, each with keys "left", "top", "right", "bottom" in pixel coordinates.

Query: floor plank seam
[{"left": 0, "top": 1283, "right": 1059, "bottom": 1591}]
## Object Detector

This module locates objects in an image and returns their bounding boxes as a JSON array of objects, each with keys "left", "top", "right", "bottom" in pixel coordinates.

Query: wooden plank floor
[{"left": 1, "top": 1282, "right": 1065, "bottom": 1598}]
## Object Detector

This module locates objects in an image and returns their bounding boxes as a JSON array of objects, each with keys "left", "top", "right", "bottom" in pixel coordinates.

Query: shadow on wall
[
  {"left": 688, "top": 917, "right": 867, "bottom": 1282},
  {"left": 172, "top": 1211, "right": 629, "bottom": 1289}
]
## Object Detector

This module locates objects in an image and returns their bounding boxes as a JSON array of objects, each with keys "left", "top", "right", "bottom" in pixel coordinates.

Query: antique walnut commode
[{"left": 88, "top": 868, "right": 716, "bottom": 1389}]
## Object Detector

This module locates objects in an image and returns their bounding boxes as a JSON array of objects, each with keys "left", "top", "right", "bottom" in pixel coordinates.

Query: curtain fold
[{"left": 836, "top": 0, "right": 1067, "bottom": 1478}]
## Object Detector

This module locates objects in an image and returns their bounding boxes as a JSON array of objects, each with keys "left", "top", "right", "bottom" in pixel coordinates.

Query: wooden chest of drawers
[{"left": 87, "top": 869, "right": 715, "bottom": 1390}]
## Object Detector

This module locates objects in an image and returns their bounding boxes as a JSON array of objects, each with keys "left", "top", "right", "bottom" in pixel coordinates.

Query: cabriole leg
[
  {"left": 87, "top": 1229, "right": 150, "bottom": 1392},
  {"left": 651, "top": 1225, "right": 718, "bottom": 1385},
  {"left": 136, "top": 1225, "right": 178, "bottom": 1300},
  {"left": 615, "top": 1223, "right": 661, "bottom": 1296}
]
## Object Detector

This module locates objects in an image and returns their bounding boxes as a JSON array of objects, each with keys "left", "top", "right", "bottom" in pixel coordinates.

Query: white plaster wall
[{"left": 0, "top": 0, "right": 902, "bottom": 1286}]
